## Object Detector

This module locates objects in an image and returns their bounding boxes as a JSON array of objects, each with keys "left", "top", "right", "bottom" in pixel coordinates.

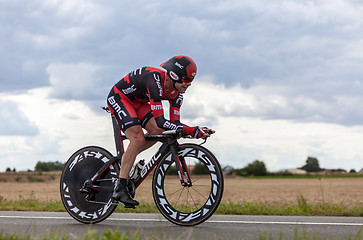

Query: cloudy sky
[{"left": 1, "top": 0, "right": 363, "bottom": 172}]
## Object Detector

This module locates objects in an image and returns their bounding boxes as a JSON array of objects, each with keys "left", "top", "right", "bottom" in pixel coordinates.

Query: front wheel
[{"left": 152, "top": 144, "right": 224, "bottom": 226}]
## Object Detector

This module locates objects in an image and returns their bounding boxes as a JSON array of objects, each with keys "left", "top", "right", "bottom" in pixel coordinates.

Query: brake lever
[
  {"left": 204, "top": 130, "right": 215, "bottom": 135},
  {"left": 199, "top": 138, "right": 208, "bottom": 145}
]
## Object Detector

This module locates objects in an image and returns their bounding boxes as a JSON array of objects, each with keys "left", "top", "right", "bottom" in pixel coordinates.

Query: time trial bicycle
[{"left": 60, "top": 108, "right": 224, "bottom": 226}]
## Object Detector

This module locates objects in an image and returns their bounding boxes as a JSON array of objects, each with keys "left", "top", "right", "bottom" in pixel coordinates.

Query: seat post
[{"left": 111, "top": 115, "right": 124, "bottom": 158}]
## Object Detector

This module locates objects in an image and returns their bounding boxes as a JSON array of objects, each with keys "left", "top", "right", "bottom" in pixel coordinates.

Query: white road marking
[
  {"left": 208, "top": 220, "right": 363, "bottom": 226},
  {"left": 0, "top": 215, "right": 70, "bottom": 220},
  {"left": 1, "top": 215, "right": 362, "bottom": 226}
]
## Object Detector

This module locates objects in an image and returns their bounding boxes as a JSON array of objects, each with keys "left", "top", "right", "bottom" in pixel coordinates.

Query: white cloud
[
  {"left": 0, "top": 88, "right": 114, "bottom": 171},
  {"left": 181, "top": 78, "right": 363, "bottom": 171},
  {"left": 183, "top": 76, "right": 363, "bottom": 126},
  {"left": 0, "top": 99, "right": 39, "bottom": 136},
  {"left": 0, "top": 80, "right": 363, "bottom": 172},
  {"left": 189, "top": 113, "right": 363, "bottom": 172},
  {"left": 47, "top": 62, "right": 107, "bottom": 100},
  {"left": 1, "top": 0, "right": 363, "bottom": 171}
]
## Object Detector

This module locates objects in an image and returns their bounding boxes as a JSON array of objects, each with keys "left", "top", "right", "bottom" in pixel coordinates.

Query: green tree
[
  {"left": 243, "top": 160, "right": 267, "bottom": 176},
  {"left": 35, "top": 161, "right": 65, "bottom": 172},
  {"left": 166, "top": 164, "right": 178, "bottom": 175},
  {"left": 192, "top": 162, "right": 209, "bottom": 175},
  {"left": 300, "top": 157, "right": 321, "bottom": 172},
  {"left": 233, "top": 168, "right": 247, "bottom": 176}
]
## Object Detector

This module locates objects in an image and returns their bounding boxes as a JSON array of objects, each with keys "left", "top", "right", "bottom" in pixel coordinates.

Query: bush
[
  {"left": 192, "top": 162, "right": 210, "bottom": 175},
  {"left": 35, "top": 161, "right": 65, "bottom": 172},
  {"left": 26, "top": 175, "right": 45, "bottom": 182},
  {"left": 243, "top": 160, "right": 267, "bottom": 176},
  {"left": 301, "top": 157, "right": 321, "bottom": 172},
  {"left": 234, "top": 160, "right": 268, "bottom": 176},
  {"left": 166, "top": 164, "right": 178, "bottom": 175}
]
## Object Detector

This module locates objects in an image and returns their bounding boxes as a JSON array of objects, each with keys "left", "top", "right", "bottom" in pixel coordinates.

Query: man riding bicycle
[{"left": 107, "top": 55, "right": 213, "bottom": 206}]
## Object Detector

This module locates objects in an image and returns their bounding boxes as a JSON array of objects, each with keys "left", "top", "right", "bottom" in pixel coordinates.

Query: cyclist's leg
[
  {"left": 107, "top": 87, "right": 143, "bottom": 205},
  {"left": 137, "top": 104, "right": 164, "bottom": 152},
  {"left": 119, "top": 125, "right": 145, "bottom": 179},
  {"left": 108, "top": 88, "right": 146, "bottom": 178},
  {"left": 113, "top": 125, "right": 144, "bottom": 205}
]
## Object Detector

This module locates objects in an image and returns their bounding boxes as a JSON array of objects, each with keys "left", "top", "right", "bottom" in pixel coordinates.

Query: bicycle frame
[{"left": 87, "top": 114, "right": 192, "bottom": 192}]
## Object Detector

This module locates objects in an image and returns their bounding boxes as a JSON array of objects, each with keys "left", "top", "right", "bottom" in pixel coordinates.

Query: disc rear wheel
[{"left": 60, "top": 146, "right": 119, "bottom": 224}]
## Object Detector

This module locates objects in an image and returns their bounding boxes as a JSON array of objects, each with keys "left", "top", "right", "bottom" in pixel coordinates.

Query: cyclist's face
[
  {"left": 165, "top": 75, "right": 191, "bottom": 93},
  {"left": 174, "top": 81, "right": 191, "bottom": 93}
]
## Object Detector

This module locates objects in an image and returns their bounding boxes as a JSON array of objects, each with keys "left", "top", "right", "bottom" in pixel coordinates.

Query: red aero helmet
[{"left": 160, "top": 55, "right": 197, "bottom": 83}]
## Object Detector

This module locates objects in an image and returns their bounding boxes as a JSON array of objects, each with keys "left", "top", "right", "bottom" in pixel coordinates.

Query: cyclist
[{"left": 107, "top": 55, "right": 213, "bottom": 206}]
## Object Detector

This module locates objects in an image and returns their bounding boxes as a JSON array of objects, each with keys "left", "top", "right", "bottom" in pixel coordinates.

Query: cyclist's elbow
[
  {"left": 154, "top": 117, "right": 165, "bottom": 129},
  {"left": 155, "top": 117, "right": 178, "bottom": 130}
]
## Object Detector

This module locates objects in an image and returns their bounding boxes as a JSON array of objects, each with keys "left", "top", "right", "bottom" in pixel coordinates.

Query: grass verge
[
  {"left": 257, "top": 227, "right": 363, "bottom": 240},
  {"left": 1, "top": 197, "right": 363, "bottom": 217},
  {"left": 0, "top": 228, "right": 166, "bottom": 240},
  {"left": 217, "top": 201, "right": 363, "bottom": 217},
  {"left": 0, "top": 227, "right": 362, "bottom": 240}
]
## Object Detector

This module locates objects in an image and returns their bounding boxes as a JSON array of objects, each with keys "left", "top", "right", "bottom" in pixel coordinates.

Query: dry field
[{"left": 1, "top": 172, "right": 363, "bottom": 207}]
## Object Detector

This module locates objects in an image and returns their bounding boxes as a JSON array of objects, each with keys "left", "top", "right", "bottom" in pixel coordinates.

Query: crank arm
[{"left": 87, "top": 199, "right": 136, "bottom": 209}]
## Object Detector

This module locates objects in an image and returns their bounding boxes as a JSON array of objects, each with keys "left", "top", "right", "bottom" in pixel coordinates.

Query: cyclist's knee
[
  {"left": 125, "top": 126, "right": 146, "bottom": 148},
  {"left": 131, "top": 135, "right": 146, "bottom": 148}
]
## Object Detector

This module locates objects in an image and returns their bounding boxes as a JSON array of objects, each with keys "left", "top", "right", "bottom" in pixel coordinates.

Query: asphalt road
[{"left": 0, "top": 211, "right": 363, "bottom": 239}]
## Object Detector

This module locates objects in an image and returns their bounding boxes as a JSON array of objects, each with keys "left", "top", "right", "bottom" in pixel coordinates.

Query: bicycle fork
[{"left": 169, "top": 140, "right": 192, "bottom": 187}]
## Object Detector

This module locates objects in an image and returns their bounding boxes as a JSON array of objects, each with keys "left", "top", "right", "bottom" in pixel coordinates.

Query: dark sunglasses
[{"left": 181, "top": 76, "right": 194, "bottom": 83}]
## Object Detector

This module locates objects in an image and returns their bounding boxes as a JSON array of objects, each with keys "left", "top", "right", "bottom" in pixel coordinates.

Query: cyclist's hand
[
  {"left": 182, "top": 126, "right": 215, "bottom": 139},
  {"left": 200, "top": 127, "right": 215, "bottom": 135},
  {"left": 199, "top": 127, "right": 215, "bottom": 139}
]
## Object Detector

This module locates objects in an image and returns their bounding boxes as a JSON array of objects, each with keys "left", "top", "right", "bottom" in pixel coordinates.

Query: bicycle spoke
[
  {"left": 153, "top": 144, "right": 223, "bottom": 226},
  {"left": 190, "top": 186, "right": 209, "bottom": 202},
  {"left": 190, "top": 184, "right": 211, "bottom": 187},
  {"left": 174, "top": 187, "right": 186, "bottom": 207},
  {"left": 190, "top": 175, "right": 204, "bottom": 183},
  {"left": 165, "top": 186, "right": 184, "bottom": 198},
  {"left": 187, "top": 188, "right": 200, "bottom": 210}
]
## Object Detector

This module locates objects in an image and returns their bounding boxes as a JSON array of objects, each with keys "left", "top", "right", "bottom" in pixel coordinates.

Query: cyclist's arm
[
  {"left": 146, "top": 77, "right": 183, "bottom": 130},
  {"left": 147, "top": 76, "right": 211, "bottom": 138},
  {"left": 169, "top": 92, "right": 183, "bottom": 124}
]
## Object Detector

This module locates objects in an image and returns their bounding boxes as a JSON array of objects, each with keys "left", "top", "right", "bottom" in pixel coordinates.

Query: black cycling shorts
[{"left": 107, "top": 86, "right": 154, "bottom": 132}]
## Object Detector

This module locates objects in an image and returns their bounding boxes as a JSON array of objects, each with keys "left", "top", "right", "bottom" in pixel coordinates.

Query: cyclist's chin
[{"left": 179, "top": 87, "right": 188, "bottom": 93}]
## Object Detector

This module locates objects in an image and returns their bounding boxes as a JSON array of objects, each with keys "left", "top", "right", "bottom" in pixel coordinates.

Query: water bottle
[{"left": 129, "top": 159, "right": 145, "bottom": 179}]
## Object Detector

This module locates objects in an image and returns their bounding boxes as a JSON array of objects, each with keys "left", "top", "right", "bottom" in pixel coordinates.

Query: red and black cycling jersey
[{"left": 113, "top": 66, "right": 184, "bottom": 130}]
